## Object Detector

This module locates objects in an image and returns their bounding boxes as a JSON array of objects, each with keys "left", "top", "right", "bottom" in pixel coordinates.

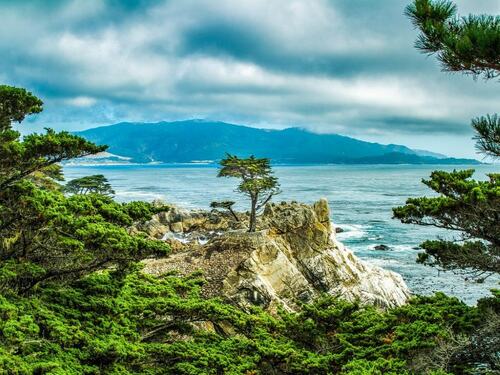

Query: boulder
[{"left": 139, "top": 204, "right": 245, "bottom": 237}]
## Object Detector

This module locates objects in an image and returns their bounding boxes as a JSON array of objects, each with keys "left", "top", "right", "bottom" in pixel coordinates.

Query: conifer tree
[
  {"left": 395, "top": 0, "right": 499, "bottom": 279},
  {"left": 64, "top": 174, "right": 115, "bottom": 196},
  {"left": 217, "top": 154, "right": 280, "bottom": 232},
  {"left": 210, "top": 200, "right": 239, "bottom": 221},
  {"left": 0, "top": 85, "right": 169, "bottom": 292}
]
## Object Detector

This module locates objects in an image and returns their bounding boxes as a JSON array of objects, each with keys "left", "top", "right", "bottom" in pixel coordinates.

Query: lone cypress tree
[
  {"left": 217, "top": 154, "right": 280, "bottom": 232},
  {"left": 394, "top": 0, "right": 499, "bottom": 280}
]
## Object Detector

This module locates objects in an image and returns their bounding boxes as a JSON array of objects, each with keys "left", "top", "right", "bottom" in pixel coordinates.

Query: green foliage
[
  {"left": 0, "top": 85, "right": 105, "bottom": 191},
  {"left": 64, "top": 174, "right": 115, "bottom": 196},
  {"left": 210, "top": 200, "right": 239, "bottom": 221},
  {"left": 218, "top": 154, "right": 280, "bottom": 231},
  {"left": 406, "top": 0, "right": 500, "bottom": 80},
  {"left": 210, "top": 200, "right": 235, "bottom": 210},
  {"left": 0, "top": 273, "right": 496, "bottom": 374},
  {"left": 406, "top": 0, "right": 499, "bottom": 161},
  {"left": 0, "top": 182, "right": 169, "bottom": 294},
  {"left": 403, "top": 2, "right": 500, "bottom": 281},
  {"left": 0, "top": 85, "right": 169, "bottom": 294},
  {"left": 0, "top": 89, "right": 105, "bottom": 192},
  {"left": 0, "top": 85, "right": 43, "bottom": 131},
  {"left": 0, "top": 128, "right": 106, "bottom": 191},
  {"left": 473, "top": 114, "right": 500, "bottom": 158},
  {"left": 394, "top": 169, "right": 499, "bottom": 278}
]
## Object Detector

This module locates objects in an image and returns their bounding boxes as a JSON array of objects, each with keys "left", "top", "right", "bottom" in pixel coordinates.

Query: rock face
[
  {"left": 143, "top": 199, "right": 410, "bottom": 312},
  {"left": 133, "top": 202, "right": 246, "bottom": 251}
]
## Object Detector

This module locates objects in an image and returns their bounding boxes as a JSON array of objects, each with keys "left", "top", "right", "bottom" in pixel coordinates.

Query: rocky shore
[{"left": 139, "top": 199, "right": 410, "bottom": 312}]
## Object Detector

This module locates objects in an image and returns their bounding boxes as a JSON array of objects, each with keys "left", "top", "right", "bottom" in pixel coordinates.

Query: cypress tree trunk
[{"left": 249, "top": 195, "right": 257, "bottom": 232}]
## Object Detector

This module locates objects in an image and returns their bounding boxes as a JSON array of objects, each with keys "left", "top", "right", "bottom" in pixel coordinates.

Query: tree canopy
[
  {"left": 396, "top": 1, "right": 500, "bottom": 280},
  {"left": 394, "top": 169, "right": 499, "bottom": 279},
  {"left": 210, "top": 200, "right": 239, "bottom": 221},
  {"left": 472, "top": 114, "right": 500, "bottom": 158},
  {"left": 0, "top": 85, "right": 43, "bottom": 131},
  {"left": 0, "top": 86, "right": 169, "bottom": 293},
  {"left": 64, "top": 174, "right": 115, "bottom": 196},
  {"left": 406, "top": 0, "right": 499, "bottom": 161},
  {"left": 217, "top": 154, "right": 280, "bottom": 232},
  {"left": 406, "top": 0, "right": 500, "bottom": 80},
  {"left": 0, "top": 268, "right": 498, "bottom": 374}
]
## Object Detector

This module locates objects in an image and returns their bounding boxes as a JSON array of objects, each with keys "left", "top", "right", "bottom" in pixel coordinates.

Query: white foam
[
  {"left": 363, "top": 243, "right": 416, "bottom": 253},
  {"left": 162, "top": 232, "right": 190, "bottom": 244},
  {"left": 335, "top": 223, "right": 368, "bottom": 240},
  {"left": 115, "top": 191, "right": 166, "bottom": 201},
  {"left": 361, "top": 257, "right": 400, "bottom": 267},
  {"left": 391, "top": 244, "right": 417, "bottom": 252}
]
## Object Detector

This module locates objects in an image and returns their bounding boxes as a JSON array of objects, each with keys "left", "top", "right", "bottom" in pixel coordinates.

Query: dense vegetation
[
  {"left": 1, "top": 273, "right": 498, "bottom": 374},
  {"left": 394, "top": 169, "right": 499, "bottom": 279}
]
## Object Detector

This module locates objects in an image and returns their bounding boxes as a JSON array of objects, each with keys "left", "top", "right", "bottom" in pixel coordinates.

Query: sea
[{"left": 64, "top": 163, "right": 499, "bottom": 305}]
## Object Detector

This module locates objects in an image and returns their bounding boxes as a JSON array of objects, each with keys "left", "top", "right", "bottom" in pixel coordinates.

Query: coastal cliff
[{"left": 142, "top": 199, "right": 410, "bottom": 311}]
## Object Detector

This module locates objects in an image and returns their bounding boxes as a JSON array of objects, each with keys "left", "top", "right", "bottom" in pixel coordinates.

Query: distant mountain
[
  {"left": 75, "top": 120, "right": 480, "bottom": 165},
  {"left": 350, "top": 152, "right": 479, "bottom": 165},
  {"left": 411, "top": 149, "right": 448, "bottom": 159}
]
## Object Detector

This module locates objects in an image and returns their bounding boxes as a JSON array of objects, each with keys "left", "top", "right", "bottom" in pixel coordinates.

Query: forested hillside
[{"left": 77, "top": 121, "right": 478, "bottom": 164}]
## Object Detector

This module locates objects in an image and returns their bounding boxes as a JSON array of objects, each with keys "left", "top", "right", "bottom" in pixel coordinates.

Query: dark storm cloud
[
  {"left": 181, "top": 22, "right": 422, "bottom": 78},
  {"left": 178, "top": 0, "right": 424, "bottom": 77},
  {"left": 0, "top": 0, "right": 499, "bottom": 157}
]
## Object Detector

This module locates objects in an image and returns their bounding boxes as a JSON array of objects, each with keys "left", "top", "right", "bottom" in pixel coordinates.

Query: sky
[{"left": 1, "top": 0, "right": 499, "bottom": 158}]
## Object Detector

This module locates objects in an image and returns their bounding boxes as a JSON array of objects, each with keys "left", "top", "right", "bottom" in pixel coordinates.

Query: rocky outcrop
[
  {"left": 143, "top": 199, "right": 410, "bottom": 312},
  {"left": 134, "top": 202, "right": 246, "bottom": 250}
]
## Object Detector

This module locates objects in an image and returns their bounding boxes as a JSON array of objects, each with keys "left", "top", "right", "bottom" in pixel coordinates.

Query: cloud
[
  {"left": 65, "top": 96, "right": 98, "bottom": 107},
  {"left": 0, "top": 0, "right": 499, "bottom": 157}
]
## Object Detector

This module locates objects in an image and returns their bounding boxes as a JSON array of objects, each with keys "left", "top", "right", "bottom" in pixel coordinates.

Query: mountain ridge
[{"left": 75, "top": 120, "right": 480, "bottom": 165}]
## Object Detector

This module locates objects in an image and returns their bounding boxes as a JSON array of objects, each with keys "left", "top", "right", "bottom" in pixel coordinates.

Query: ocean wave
[
  {"left": 334, "top": 223, "right": 369, "bottom": 240},
  {"left": 391, "top": 244, "right": 418, "bottom": 252},
  {"left": 64, "top": 161, "right": 139, "bottom": 167},
  {"left": 359, "top": 257, "right": 401, "bottom": 267},
  {"left": 115, "top": 190, "right": 166, "bottom": 202},
  {"left": 365, "top": 243, "right": 416, "bottom": 252}
]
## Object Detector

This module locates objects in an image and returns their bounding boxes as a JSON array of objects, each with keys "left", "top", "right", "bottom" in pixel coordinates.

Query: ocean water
[{"left": 64, "top": 164, "right": 499, "bottom": 305}]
